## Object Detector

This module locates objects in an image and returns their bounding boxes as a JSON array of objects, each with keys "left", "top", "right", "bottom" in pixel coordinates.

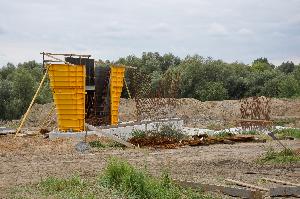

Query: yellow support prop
[{"left": 15, "top": 66, "right": 49, "bottom": 137}]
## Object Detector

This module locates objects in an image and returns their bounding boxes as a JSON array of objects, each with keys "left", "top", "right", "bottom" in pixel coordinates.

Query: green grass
[
  {"left": 131, "top": 129, "right": 148, "bottom": 138},
  {"left": 10, "top": 158, "right": 216, "bottom": 199},
  {"left": 100, "top": 158, "right": 214, "bottom": 199},
  {"left": 214, "top": 131, "right": 233, "bottom": 137},
  {"left": 89, "top": 140, "right": 106, "bottom": 148},
  {"left": 259, "top": 148, "right": 300, "bottom": 164},
  {"left": 273, "top": 128, "right": 300, "bottom": 139},
  {"left": 89, "top": 140, "right": 125, "bottom": 149},
  {"left": 10, "top": 175, "right": 120, "bottom": 199}
]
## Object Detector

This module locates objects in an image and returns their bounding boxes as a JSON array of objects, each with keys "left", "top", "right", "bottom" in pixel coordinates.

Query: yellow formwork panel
[
  {"left": 110, "top": 66, "right": 125, "bottom": 125},
  {"left": 48, "top": 64, "right": 85, "bottom": 132}
]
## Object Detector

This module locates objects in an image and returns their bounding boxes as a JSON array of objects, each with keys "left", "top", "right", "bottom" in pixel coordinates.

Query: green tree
[
  {"left": 293, "top": 65, "right": 300, "bottom": 82},
  {"left": 278, "top": 75, "right": 300, "bottom": 98},
  {"left": 251, "top": 58, "right": 274, "bottom": 72},
  {"left": 195, "top": 82, "right": 229, "bottom": 101},
  {"left": 245, "top": 70, "right": 278, "bottom": 96},
  {"left": 277, "top": 61, "right": 295, "bottom": 74},
  {"left": 11, "top": 69, "right": 36, "bottom": 118}
]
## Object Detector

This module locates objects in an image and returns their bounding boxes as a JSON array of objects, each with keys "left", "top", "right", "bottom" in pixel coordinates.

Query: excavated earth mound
[{"left": 1, "top": 98, "right": 299, "bottom": 129}]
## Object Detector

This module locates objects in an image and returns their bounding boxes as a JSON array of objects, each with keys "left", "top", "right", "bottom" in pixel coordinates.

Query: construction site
[{"left": 0, "top": 53, "right": 299, "bottom": 199}]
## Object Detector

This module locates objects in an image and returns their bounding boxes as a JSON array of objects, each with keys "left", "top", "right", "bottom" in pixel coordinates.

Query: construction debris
[{"left": 128, "top": 133, "right": 266, "bottom": 149}]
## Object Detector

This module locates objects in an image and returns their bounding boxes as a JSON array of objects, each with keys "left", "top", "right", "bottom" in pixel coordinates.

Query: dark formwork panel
[{"left": 65, "top": 57, "right": 95, "bottom": 86}]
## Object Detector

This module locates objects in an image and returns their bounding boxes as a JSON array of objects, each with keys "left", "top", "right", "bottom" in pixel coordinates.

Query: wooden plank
[
  {"left": 262, "top": 177, "right": 300, "bottom": 187},
  {"left": 86, "top": 124, "right": 135, "bottom": 148},
  {"left": 173, "top": 179, "right": 263, "bottom": 199},
  {"left": 226, "top": 179, "right": 268, "bottom": 191},
  {"left": 269, "top": 186, "right": 300, "bottom": 197}
]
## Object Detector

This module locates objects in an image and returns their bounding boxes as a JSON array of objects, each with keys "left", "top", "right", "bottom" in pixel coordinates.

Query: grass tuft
[
  {"left": 100, "top": 158, "right": 214, "bottom": 199},
  {"left": 259, "top": 147, "right": 300, "bottom": 164},
  {"left": 273, "top": 128, "right": 300, "bottom": 139},
  {"left": 89, "top": 140, "right": 125, "bottom": 149},
  {"left": 37, "top": 175, "right": 92, "bottom": 198},
  {"left": 89, "top": 140, "right": 106, "bottom": 148},
  {"left": 215, "top": 131, "right": 233, "bottom": 137}
]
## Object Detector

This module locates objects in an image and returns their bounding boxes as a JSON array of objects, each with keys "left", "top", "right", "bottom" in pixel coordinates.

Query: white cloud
[
  {"left": 237, "top": 28, "right": 253, "bottom": 35},
  {"left": 208, "top": 22, "right": 229, "bottom": 36},
  {"left": 149, "top": 23, "right": 171, "bottom": 33}
]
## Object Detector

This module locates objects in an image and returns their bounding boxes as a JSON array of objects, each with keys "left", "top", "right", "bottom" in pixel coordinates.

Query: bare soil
[
  {"left": 0, "top": 135, "right": 299, "bottom": 198},
  {"left": 121, "top": 97, "right": 300, "bottom": 128}
]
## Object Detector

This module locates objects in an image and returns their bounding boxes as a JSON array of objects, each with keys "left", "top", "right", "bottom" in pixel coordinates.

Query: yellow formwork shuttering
[
  {"left": 48, "top": 64, "right": 85, "bottom": 132},
  {"left": 110, "top": 66, "right": 126, "bottom": 125}
]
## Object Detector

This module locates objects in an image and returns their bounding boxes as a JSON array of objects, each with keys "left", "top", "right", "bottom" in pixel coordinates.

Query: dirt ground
[
  {"left": 0, "top": 135, "right": 299, "bottom": 198},
  {"left": 0, "top": 97, "right": 299, "bottom": 198}
]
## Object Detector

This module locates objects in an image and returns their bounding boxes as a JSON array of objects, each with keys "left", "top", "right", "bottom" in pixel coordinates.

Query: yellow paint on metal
[
  {"left": 48, "top": 64, "right": 85, "bottom": 132},
  {"left": 110, "top": 65, "right": 125, "bottom": 125}
]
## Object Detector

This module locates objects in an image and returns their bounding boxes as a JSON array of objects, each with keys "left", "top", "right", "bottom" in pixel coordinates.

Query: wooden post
[{"left": 15, "top": 67, "right": 49, "bottom": 137}]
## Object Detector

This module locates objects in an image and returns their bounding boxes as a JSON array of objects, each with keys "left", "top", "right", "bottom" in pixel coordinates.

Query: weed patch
[
  {"left": 274, "top": 128, "right": 300, "bottom": 139},
  {"left": 215, "top": 131, "right": 233, "bottom": 137},
  {"left": 89, "top": 140, "right": 106, "bottom": 148},
  {"left": 100, "top": 158, "right": 214, "bottom": 199},
  {"left": 89, "top": 140, "right": 125, "bottom": 149},
  {"left": 259, "top": 148, "right": 300, "bottom": 164}
]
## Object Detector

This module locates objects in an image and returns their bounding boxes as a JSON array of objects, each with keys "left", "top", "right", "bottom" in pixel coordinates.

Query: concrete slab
[
  {"left": 0, "top": 127, "right": 15, "bottom": 135},
  {"left": 49, "top": 131, "right": 96, "bottom": 140},
  {"left": 49, "top": 118, "right": 184, "bottom": 140}
]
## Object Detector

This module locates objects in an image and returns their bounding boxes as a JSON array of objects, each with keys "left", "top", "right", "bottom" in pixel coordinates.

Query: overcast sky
[{"left": 0, "top": 0, "right": 299, "bottom": 66}]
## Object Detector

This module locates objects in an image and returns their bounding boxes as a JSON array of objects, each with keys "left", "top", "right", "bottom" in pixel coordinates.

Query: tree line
[{"left": 1, "top": 53, "right": 299, "bottom": 120}]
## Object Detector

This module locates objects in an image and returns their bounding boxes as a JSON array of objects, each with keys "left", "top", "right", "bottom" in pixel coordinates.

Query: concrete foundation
[{"left": 49, "top": 118, "right": 183, "bottom": 140}]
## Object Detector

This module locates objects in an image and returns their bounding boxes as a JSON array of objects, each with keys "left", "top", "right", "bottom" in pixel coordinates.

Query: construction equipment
[{"left": 42, "top": 52, "right": 128, "bottom": 132}]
